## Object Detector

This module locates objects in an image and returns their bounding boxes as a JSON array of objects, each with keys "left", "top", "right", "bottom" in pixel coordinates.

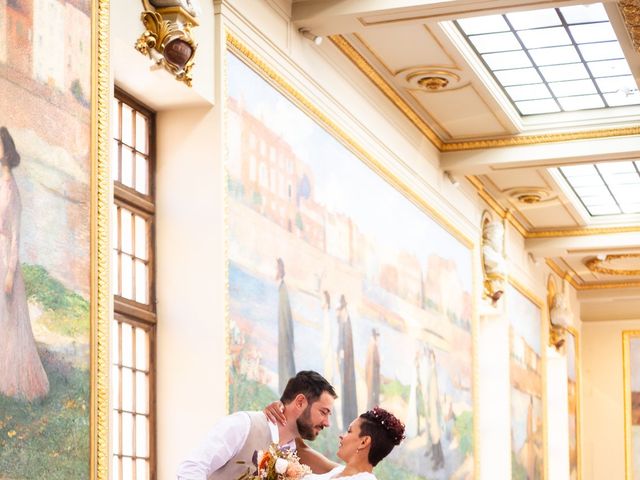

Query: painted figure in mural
[
  {"left": 277, "top": 258, "right": 296, "bottom": 393},
  {"left": 481, "top": 219, "right": 506, "bottom": 303},
  {"left": 321, "top": 291, "right": 334, "bottom": 387},
  {"left": 423, "top": 348, "right": 444, "bottom": 471},
  {"left": 518, "top": 396, "right": 538, "bottom": 480},
  {"left": 178, "top": 371, "right": 337, "bottom": 479},
  {"left": 365, "top": 328, "right": 380, "bottom": 410},
  {"left": 0, "top": 127, "right": 49, "bottom": 402},
  {"left": 337, "top": 294, "right": 357, "bottom": 431}
]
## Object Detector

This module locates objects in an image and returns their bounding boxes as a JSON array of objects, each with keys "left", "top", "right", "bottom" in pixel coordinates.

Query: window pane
[
  {"left": 562, "top": 164, "right": 597, "bottom": 176},
  {"left": 112, "top": 411, "right": 120, "bottom": 454},
  {"left": 540, "top": 63, "right": 588, "bottom": 82},
  {"left": 135, "top": 154, "right": 148, "bottom": 195},
  {"left": 136, "top": 460, "right": 149, "bottom": 480},
  {"left": 122, "top": 104, "right": 133, "bottom": 147},
  {"left": 560, "top": 3, "right": 608, "bottom": 24},
  {"left": 121, "top": 254, "right": 134, "bottom": 299},
  {"left": 135, "top": 113, "right": 148, "bottom": 154},
  {"left": 122, "top": 367, "right": 134, "bottom": 412},
  {"left": 548, "top": 79, "right": 596, "bottom": 97},
  {"left": 112, "top": 99, "right": 120, "bottom": 140},
  {"left": 562, "top": 173, "right": 602, "bottom": 187},
  {"left": 122, "top": 456, "right": 133, "bottom": 479},
  {"left": 458, "top": 14, "right": 509, "bottom": 34},
  {"left": 113, "top": 251, "right": 120, "bottom": 296},
  {"left": 135, "top": 215, "right": 147, "bottom": 260},
  {"left": 112, "top": 320, "right": 120, "bottom": 364},
  {"left": 136, "top": 415, "right": 149, "bottom": 457},
  {"left": 136, "top": 371, "right": 149, "bottom": 414},
  {"left": 621, "top": 203, "right": 640, "bottom": 214},
  {"left": 483, "top": 50, "right": 531, "bottom": 70},
  {"left": 112, "top": 457, "right": 120, "bottom": 480},
  {"left": 518, "top": 27, "right": 570, "bottom": 49},
  {"left": 111, "top": 365, "right": 120, "bottom": 410},
  {"left": 598, "top": 162, "right": 637, "bottom": 175},
  {"left": 469, "top": 32, "right": 520, "bottom": 53},
  {"left": 507, "top": 8, "right": 560, "bottom": 29},
  {"left": 122, "top": 323, "right": 133, "bottom": 368},
  {"left": 588, "top": 205, "right": 620, "bottom": 215},
  {"left": 569, "top": 23, "right": 616, "bottom": 44},
  {"left": 578, "top": 42, "right": 624, "bottom": 61},
  {"left": 529, "top": 45, "right": 579, "bottom": 66},
  {"left": 111, "top": 140, "right": 120, "bottom": 181},
  {"left": 121, "top": 146, "right": 134, "bottom": 188},
  {"left": 588, "top": 59, "right": 631, "bottom": 78},
  {"left": 136, "top": 328, "right": 149, "bottom": 371},
  {"left": 603, "top": 92, "right": 640, "bottom": 107},
  {"left": 121, "top": 209, "right": 133, "bottom": 255},
  {"left": 494, "top": 68, "right": 542, "bottom": 86},
  {"left": 557, "top": 95, "right": 604, "bottom": 111},
  {"left": 135, "top": 260, "right": 147, "bottom": 304},
  {"left": 505, "top": 83, "right": 551, "bottom": 101},
  {"left": 515, "top": 98, "right": 560, "bottom": 115},
  {"left": 574, "top": 185, "right": 610, "bottom": 198},
  {"left": 122, "top": 413, "right": 134, "bottom": 456}
]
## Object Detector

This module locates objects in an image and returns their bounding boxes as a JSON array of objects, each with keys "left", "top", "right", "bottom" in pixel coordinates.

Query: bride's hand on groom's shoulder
[{"left": 263, "top": 401, "right": 286, "bottom": 426}]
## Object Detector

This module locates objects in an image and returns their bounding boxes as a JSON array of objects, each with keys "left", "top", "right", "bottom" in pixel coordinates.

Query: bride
[{"left": 266, "top": 405, "right": 405, "bottom": 479}]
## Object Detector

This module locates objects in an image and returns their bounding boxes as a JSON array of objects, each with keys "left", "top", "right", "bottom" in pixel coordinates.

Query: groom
[{"left": 177, "top": 370, "right": 337, "bottom": 479}]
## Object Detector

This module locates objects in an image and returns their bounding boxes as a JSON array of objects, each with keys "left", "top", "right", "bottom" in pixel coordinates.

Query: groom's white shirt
[{"left": 176, "top": 411, "right": 295, "bottom": 479}]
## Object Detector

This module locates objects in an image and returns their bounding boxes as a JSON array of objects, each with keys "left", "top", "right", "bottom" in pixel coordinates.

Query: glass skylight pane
[
  {"left": 540, "top": 63, "right": 589, "bottom": 82},
  {"left": 588, "top": 205, "right": 620, "bottom": 215},
  {"left": 578, "top": 42, "right": 624, "bottom": 61},
  {"left": 621, "top": 203, "right": 640, "bottom": 214},
  {"left": 603, "top": 92, "right": 640, "bottom": 107},
  {"left": 506, "top": 83, "right": 552, "bottom": 101},
  {"left": 458, "top": 15, "right": 509, "bottom": 34},
  {"left": 494, "top": 68, "right": 542, "bottom": 86},
  {"left": 569, "top": 23, "right": 616, "bottom": 44},
  {"left": 469, "top": 32, "right": 521, "bottom": 53},
  {"left": 610, "top": 185, "right": 640, "bottom": 202},
  {"left": 560, "top": 4, "right": 609, "bottom": 24},
  {"left": 588, "top": 59, "right": 631, "bottom": 78},
  {"left": 515, "top": 98, "right": 560, "bottom": 114},
  {"left": 483, "top": 51, "right": 532, "bottom": 70},
  {"left": 561, "top": 164, "right": 598, "bottom": 176},
  {"left": 574, "top": 185, "right": 611, "bottom": 197},
  {"left": 558, "top": 94, "right": 604, "bottom": 111},
  {"left": 529, "top": 45, "right": 579, "bottom": 66},
  {"left": 595, "top": 75, "right": 637, "bottom": 93},
  {"left": 507, "top": 8, "right": 560, "bottom": 29},
  {"left": 604, "top": 173, "right": 640, "bottom": 185},
  {"left": 563, "top": 174, "right": 603, "bottom": 187},
  {"left": 518, "top": 27, "right": 571, "bottom": 49},
  {"left": 548, "top": 79, "right": 596, "bottom": 97},
  {"left": 597, "top": 161, "right": 637, "bottom": 175}
]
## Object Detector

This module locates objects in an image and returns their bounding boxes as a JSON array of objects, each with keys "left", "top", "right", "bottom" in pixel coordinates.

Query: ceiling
[{"left": 291, "top": 0, "right": 640, "bottom": 319}]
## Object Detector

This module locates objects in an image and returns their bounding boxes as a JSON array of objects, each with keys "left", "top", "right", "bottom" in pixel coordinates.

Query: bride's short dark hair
[{"left": 359, "top": 407, "right": 405, "bottom": 466}]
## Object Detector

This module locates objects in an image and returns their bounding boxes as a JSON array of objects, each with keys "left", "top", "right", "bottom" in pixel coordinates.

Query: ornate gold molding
[
  {"left": 619, "top": 1, "right": 640, "bottom": 52},
  {"left": 546, "top": 258, "right": 640, "bottom": 290},
  {"left": 585, "top": 254, "right": 640, "bottom": 276},
  {"left": 330, "top": 35, "right": 640, "bottom": 151},
  {"left": 91, "top": 1, "right": 110, "bottom": 479}
]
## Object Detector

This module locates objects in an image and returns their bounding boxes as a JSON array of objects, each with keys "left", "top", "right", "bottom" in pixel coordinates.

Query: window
[
  {"left": 111, "top": 89, "right": 156, "bottom": 480},
  {"left": 456, "top": 3, "right": 640, "bottom": 115}
]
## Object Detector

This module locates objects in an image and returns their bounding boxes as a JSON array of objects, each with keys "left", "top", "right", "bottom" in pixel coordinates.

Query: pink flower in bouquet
[{"left": 285, "top": 460, "right": 311, "bottom": 480}]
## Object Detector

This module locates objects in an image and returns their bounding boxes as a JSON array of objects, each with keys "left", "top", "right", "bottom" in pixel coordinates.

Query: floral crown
[{"left": 362, "top": 407, "right": 406, "bottom": 445}]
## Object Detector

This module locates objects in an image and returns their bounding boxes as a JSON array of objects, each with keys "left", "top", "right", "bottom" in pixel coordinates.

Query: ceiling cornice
[
  {"left": 546, "top": 258, "right": 640, "bottom": 290},
  {"left": 330, "top": 34, "right": 640, "bottom": 152}
]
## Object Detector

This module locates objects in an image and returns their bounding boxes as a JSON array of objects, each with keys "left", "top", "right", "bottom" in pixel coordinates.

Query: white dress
[{"left": 305, "top": 466, "right": 377, "bottom": 479}]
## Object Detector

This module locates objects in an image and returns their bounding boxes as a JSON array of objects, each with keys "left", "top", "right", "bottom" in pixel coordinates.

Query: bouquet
[{"left": 237, "top": 443, "right": 311, "bottom": 480}]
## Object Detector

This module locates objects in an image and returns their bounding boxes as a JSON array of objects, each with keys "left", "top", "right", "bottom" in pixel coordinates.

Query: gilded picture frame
[
  {"left": 0, "top": 0, "right": 109, "bottom": 478},
  {"left": 224, "top": 31, "right": 479, "bottom": 480},
  {"left": 623, "top": 330, "right": 640, "bottom": 480},
  {"left": 507, "top": 278, "right": 547, "bottom": 480},
  {"left": 565, "top": 327, "right": 580, "bottom": 480}
]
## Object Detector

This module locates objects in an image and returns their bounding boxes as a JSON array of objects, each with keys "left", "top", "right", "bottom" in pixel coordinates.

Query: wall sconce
[
  {"left": 135, "top": 0, "right": 200, "bottom": 86},
  {"left": 481, "top": 211, "right": 507, "bottom": 304},
  {"left": 298, "top": 28, "right": 323, "bottom": 45},
  {"left": 548, "top": 275, "right": 571, "bottom": 350}
]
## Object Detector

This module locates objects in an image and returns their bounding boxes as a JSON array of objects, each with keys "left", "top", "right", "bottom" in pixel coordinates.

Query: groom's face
[{"left": 296, "top": 391, "right": 334, "bottom": 440}]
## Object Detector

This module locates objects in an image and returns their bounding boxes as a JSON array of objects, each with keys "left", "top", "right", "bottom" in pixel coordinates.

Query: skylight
[
  {"left": 558, "top": 161, "right": 640, "bottom": 216},
  {"left": 455, "top": 3, "right": 640, "bottom": 116}
]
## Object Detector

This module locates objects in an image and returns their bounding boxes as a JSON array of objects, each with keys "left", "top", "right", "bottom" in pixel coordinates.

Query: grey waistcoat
[{"left": 208, "top": 411, "right": 273, "bottom": 480}]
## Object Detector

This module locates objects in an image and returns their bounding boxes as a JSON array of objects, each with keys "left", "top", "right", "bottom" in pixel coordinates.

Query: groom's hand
[{"left": 263, "top": 401, "right": 286, "bottom": 426}]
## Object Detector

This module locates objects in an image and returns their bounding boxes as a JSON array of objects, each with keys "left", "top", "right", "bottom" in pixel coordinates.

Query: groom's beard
[{"left": 297, "top": 405, "right": 323, "bottom": 440}]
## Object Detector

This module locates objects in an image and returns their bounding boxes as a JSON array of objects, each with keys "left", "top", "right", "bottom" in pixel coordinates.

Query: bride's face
[{"left": 337, "top": 418, "right": 367, "bottom": 463}]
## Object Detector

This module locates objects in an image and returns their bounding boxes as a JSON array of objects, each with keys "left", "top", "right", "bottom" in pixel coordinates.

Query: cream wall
[
  {"left": 111, "top": 1, "right": 587, "bottom": 479},
  {"left": 582, "top": 319, "right": 640, "bottom": 480}
]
